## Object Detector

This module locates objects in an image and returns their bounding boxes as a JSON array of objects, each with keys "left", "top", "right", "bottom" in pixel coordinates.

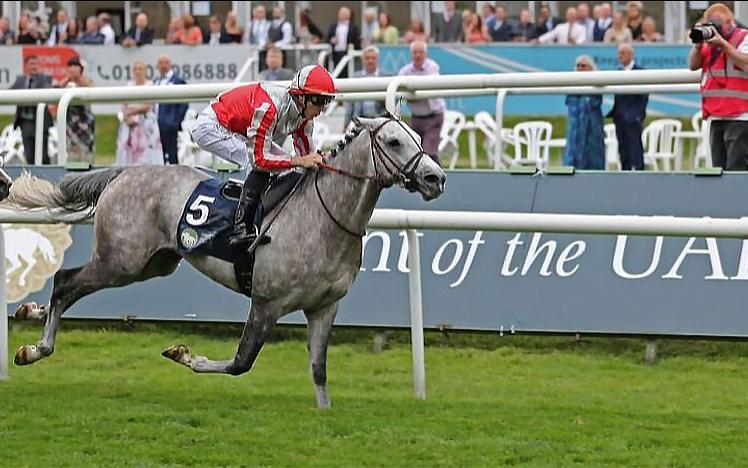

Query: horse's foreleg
[
  {"left": 304, "top": 302, "right": 339, "bottom": 410},
  {"left": 164, "top": 301, "right": 280, "bottom": 375}
]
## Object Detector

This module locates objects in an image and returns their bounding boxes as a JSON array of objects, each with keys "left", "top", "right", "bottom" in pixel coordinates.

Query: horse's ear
[
  {"left": 379, "top": 109, "right": 395, "bottom": 120},
  {"left": 355, "top": 117, "right": 376, "bottom": 128}
]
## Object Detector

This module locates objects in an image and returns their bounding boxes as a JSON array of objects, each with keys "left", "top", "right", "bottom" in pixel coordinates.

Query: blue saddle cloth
[
  {"left": 176, "top": 178, "right": 239, "bottom": 263},
  {"left": 176, "top": 172, "right": 303, "bottom": 265}
]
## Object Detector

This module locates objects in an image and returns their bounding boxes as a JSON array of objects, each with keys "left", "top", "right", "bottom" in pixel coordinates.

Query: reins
[
  {"left": 314, "top": 117, "right": 427, "bottom": 238},
  {"left": 248, "top": 116, "right": 428, "bottom": 251}
]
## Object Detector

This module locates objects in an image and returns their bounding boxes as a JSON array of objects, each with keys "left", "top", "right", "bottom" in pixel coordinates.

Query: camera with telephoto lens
[{"left": 690, "top": 22, "right": 722, "bottom": 43}]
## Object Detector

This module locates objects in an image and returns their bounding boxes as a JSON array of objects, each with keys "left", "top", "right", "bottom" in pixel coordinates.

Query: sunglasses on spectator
[
  {"left": 576, "top": 63, "right": 591, "bottom": 69},
  {"left": 308, "top": 94, "right": 334, "bottom": 106}
]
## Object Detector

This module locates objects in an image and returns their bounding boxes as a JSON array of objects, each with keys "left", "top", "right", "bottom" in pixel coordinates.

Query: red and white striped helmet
[{"left": 290, "top": 64, "right": 336, "bottom": 96}]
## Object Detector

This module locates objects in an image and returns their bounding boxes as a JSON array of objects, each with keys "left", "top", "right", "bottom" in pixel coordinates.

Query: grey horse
[
  {"left": 0, "top": 155, "right": 13, "bottom": 201},
  {"left": 8, "top": 116, "right": 446, "bottom": 409}
]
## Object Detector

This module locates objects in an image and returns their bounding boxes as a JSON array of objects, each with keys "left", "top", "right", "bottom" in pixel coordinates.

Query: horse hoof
[
  {"left": 14, "top": 344, "right": 42, "bottom": 366},
  {"left": 15, "top": 302, "right": 45, "bottom": 321},
  {"left": 162, "top": 344, "right": 192, "bottom": 366}
]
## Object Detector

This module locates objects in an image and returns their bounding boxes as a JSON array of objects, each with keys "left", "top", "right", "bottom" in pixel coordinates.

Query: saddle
[{"left": 176, "top": 171, "right": 303, "bottom": 296}]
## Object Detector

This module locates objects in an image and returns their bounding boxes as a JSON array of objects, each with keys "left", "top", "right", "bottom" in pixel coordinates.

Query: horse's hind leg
[
  {"left": 304, "top": 302, "right": 339, "bottom": 410},
  {"left": 15, "top": 249, "right": 182, "bottom": 366},
  {"left": 15, "top": 264, "right": 99, "bottom": 365},
  {"left": 163, "top": 300, "right": 281, "bottom": 375}
]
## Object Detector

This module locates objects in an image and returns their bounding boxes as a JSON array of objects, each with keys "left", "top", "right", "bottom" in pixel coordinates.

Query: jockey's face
[
  {"left": 304, "top": 101, "right": 325, "bottom": 119},
  {"left": 303, "top": 94, "right": 333, "bottom": 119}
]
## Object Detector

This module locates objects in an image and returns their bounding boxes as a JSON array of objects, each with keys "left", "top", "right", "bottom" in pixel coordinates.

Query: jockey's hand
[{"left": 292, "top": 153, "right": 323, "bottom": 169}]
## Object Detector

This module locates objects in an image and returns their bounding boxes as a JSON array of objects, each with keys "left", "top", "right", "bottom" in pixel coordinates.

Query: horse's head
[
  {"left": 0, "top": 155, "right": 12, "bottom": 202},
  {"left": 355, "top": 115, "right": 446, "bottom": 201}
]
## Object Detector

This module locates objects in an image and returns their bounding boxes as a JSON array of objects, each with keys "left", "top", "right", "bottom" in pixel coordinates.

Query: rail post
[
  {"left": 406, "top": 228, "right": 426, "bottom": 400},
  {"left": 494, "top": 89, "right": 507, "bottom": 170},
  {"left": 56, "top": 88, "right": 85, "bottom": 166},
  {"left": 34, "top": 103, "right": 46, "bottom": 165}
]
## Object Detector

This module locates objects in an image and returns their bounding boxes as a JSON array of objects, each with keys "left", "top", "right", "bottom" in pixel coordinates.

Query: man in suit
[
  {"left": 259, "top": 46, "right": 294, "bottom": 81},
  {"left": 488, "top": 5, "right": 515, "bottom": 42},
  {"left": 154, "top": 55, "right": 188, "bottom": 165},
  {"left": 121, "top": 13, "right": 154, "bottom": 47},
  {"left": 327, "top": 6, "right": 360, "bottom": 79},
  {"left": 608, "top": 44, "right": 648, "bottom": 170},
  {"left": 593, "top": 3, "right": 613, "bottom": 42},
  {"left": 433, "top": 1, "right": 461, "bottom": 42},
  {"left": 10, "top": 55, "right": 53, "bottom": 164},
  {"left": 515, "top": 8, "right": 537, "bottom": 42},
  {"left": 535, "top": 5, "right": 561, "bottom": 37},
  {"left": 46, "top": 9, "right": 68, "bottom": 45},
  {"left": 345, "top": 46, "right": 390, "bottom": 127}
]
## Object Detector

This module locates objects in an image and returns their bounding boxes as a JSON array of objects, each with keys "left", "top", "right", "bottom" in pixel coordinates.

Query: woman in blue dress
[{"left": 564, "top": 55, "right": 606, "bottom": 170}]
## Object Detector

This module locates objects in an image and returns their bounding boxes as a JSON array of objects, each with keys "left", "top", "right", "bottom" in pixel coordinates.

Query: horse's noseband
[{"left": 368, "top": 118, "right": 427, "bottom": 191}]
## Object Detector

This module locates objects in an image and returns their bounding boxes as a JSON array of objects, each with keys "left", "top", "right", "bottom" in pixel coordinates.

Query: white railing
[
  {"left": 3, "top": 207, "right": 748, "bottom": 396},
  {"left": 0, "top": 69, "right": 701, "bottom": 165}
]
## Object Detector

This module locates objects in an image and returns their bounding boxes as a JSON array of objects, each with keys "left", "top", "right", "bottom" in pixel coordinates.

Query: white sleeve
[
  {"left": 277, "top": 22, "right": 293, "bottom": 46},
  {"left": 538, "top": 26, "right": 557, "bottom": 44},
  {"left": 575, "top": 25, "right": 587, "bottom": 44}
]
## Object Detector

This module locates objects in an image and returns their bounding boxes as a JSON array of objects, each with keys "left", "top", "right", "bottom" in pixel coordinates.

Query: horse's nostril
[{"left": 424, "top": 174, "right": 440, "bottom": 185}]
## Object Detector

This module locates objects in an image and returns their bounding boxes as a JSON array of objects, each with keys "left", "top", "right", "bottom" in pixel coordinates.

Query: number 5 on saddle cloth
[{"left": 176, "top": 171, "right": 303, "bottom": 296}]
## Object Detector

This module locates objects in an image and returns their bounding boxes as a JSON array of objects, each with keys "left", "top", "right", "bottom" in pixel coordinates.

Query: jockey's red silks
[
  {"left": 211, "top": 83, "right": 312, "bottom": 170},
  {"left": 701, "top": 27, "right": 748, "bottom": 118}
]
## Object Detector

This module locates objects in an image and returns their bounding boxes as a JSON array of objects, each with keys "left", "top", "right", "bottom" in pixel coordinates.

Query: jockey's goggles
[{"left": 308, "top": 94, "right": 334, "bottom": 107}]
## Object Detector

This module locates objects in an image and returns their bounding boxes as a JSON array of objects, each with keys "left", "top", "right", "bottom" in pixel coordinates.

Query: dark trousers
[
  {"left": 159, "top": 123, "right": 179, "bottom": 165},
  {"left": 411, "top": 112, "right": 444, "bottom": 165},
  {"left": 330, "top": 51, "right": 348, "bottom": 78},
  {"left": 710, "top": 120, "right": 748, "bottom": 171},
  {"left": 614, "top": 118, "right": 644, "bottom": 170},
  {"left": 20, "top": 119, "right": 49, "bottom": 165}
]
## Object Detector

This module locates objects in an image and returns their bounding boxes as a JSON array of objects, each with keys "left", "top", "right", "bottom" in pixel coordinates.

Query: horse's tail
[{"left": 6, "top": 168, "right": 127, "bottom": 213}]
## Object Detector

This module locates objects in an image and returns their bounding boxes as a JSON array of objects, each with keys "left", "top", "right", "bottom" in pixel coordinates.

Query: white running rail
[{"left": 2, "top": 206, "right": 746, "bottom": 397}]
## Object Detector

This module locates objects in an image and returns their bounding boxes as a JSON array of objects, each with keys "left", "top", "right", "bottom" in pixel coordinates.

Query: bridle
[{"left": 315, "top": 115, "right": 428, "bottom": 237}]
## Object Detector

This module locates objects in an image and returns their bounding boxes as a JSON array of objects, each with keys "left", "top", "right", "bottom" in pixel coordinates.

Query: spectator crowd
[
  {"left": 0, "top": 2, "right": 663, "bottom": 48},
  {"left": 0, "top": 2, "right": 681, "bottom": 172}
]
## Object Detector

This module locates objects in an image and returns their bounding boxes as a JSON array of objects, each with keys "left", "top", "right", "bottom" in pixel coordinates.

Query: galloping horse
[{"left": 6, "top": 115, "right": 446, "bottom": 408}]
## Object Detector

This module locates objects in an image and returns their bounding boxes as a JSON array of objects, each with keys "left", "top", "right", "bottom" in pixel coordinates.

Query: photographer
[{"left": 689, "top": 3, "right": 748, "bottom": 171}]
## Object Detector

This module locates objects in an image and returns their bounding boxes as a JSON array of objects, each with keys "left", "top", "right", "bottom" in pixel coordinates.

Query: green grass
[{"left": 3, "top": 322, "right": 748, "bottom": 466}]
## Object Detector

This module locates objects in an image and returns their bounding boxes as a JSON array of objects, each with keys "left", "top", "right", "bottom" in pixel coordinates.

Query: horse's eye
[{"left": 387, "top": 139, "right": 401, "bottom": 147}]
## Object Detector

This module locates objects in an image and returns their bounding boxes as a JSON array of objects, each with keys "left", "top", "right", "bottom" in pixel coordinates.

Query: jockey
[{"left": 192, "top": 64, "right": 336, "bottom": 246}]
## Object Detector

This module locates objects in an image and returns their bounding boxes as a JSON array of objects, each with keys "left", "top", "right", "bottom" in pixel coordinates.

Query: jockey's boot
[{"left": 229, "top": 171, "right": 271, "bottom": 247}]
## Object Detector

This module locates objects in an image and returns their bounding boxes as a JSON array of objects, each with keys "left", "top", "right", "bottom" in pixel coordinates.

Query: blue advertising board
[
  {"left": 6, "top": 166, "right": 748, "bottom": 338},
  {"left": 377, "top": 44, "right": 697, "bottom": 116}
]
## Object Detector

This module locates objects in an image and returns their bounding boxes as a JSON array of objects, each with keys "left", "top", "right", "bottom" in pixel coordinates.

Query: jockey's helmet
[{"left": 290, "top": 64, "right": 336, "bottom": 98}]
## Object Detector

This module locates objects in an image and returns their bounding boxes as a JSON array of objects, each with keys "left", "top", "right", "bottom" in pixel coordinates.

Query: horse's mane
[{"left": 326, "top": 123, "right": 364, "bottom": 159}]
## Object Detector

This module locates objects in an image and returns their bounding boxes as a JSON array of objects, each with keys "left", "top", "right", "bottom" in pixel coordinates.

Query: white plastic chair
[
  {"left": 642, "top": 119, "right": 682, "bottom": 171},
  {"left": 473, "top": 111, "right": 515, "bottom": 168},
  {"left": 178, "top": 110, "right": 214, "bottom": 167},
  {"left": 47, "top": 126, "right": 58, "bottom": 164},
  {"left": 0, "top": 124, "right": 25, "bottom": 165},
  {"left": 511, "top": 121, "right": 552, "bottom": 170},
  {"left": 693, "top": 117, "right": 712, "bottom": 169},
  {"left": 439, "top": 110, "right": 466, "bottom": 169},
  {"left": 604, "top": 123, "right": 621, "bottom": 171}
]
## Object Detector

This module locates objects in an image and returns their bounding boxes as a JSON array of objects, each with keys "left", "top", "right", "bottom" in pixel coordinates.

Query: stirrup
[{"left": 229, "top": 225, "right": 271, "bottom": 247}]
